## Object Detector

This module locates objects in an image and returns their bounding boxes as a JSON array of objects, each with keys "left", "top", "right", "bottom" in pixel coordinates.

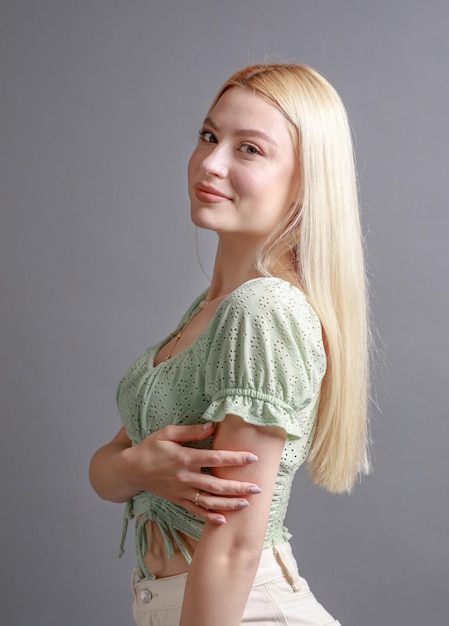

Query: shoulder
[
  {"left": 206, "top": 277, "right": 324, "bottom": 368},
  {"left": 213, "top": 277, "right": 321, "bottom": 335},
  {"left": 203, "top": 277, "right": 326, "bottom": 420},
  {"left": 230, "top": 276, "right": 308, "bottom": 306}
]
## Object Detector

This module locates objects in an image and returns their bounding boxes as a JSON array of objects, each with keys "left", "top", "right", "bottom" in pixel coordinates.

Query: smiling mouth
[{"left": 194, "top": 184, "right": 231, "bottom": 203}]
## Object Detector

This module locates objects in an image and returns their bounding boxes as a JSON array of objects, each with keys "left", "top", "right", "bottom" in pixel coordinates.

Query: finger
[
  {"left": 180, "top": 499, "right": 227, "bottom": 525},
  {"left": 183, "top": 448, "right": 259, "bottom": 469},
  {"left": 158, "top": 422, "right": 216, "bottom": 443},
  {"left": 196, "top": 493, "right": 251, "bottom": 512},
  {"left": 157, "top": 426, "right": 260, "bottom": 469},
  {"left": 189, "top": 474, "right": 262, "bottom": 497}
]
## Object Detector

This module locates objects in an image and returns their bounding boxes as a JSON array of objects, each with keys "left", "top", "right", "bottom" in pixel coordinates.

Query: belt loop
[
  {"left": 273, "top": 544, "right": 301, "bottom": 591},
  {"left": 131, "top": 569, "right": 138, "bottom": 601}
]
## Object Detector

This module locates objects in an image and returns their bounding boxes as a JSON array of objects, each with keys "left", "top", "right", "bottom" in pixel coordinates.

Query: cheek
[
  {"left": 235, "top": 170, "right": 267, "bottom": 198},
  {"left": 187, "top": 148, "right": 200, "bottom": 184},
  {"left": 249, "top": 171, "right": 287, "bottom": 204},
  {"left": 258, "top": 170, "right": 299, "bottom": 222}
]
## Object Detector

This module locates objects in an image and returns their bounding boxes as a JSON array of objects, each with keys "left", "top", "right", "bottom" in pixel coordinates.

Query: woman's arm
[
  {"left": 89, "top": 422, "right": 262, "bottom": 524},
  {"left": 180, "top": 414, "right": 286, "bottom": 626}
]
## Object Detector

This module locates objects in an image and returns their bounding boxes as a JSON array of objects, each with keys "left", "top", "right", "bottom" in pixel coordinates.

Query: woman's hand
[{"left": 89, "top": 423, "right": 261, "bottom": 525}]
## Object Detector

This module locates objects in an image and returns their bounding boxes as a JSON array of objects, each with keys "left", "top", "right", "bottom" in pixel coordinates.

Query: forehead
[{"left": 207, "top": 87, "right": 293, "bottom": 142}]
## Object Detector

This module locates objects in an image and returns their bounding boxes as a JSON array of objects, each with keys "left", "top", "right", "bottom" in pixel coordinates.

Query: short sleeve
[{"left": 202, "top": 279, "right": 326, "bottom": 439}]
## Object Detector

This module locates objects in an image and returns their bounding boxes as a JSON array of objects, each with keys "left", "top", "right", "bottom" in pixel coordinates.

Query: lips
[{"left": 194, "top": 183, "right": 231, "bottom": 203}]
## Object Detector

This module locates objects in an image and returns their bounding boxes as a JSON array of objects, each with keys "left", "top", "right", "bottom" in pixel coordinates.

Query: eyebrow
[{"left": 203, "top": 117, "right": 277, "bottom": 146}]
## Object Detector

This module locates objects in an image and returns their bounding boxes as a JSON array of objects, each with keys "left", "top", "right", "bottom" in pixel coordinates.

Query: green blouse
[{"left": 117, "top": 277, "right": 326, "bottom": 579}]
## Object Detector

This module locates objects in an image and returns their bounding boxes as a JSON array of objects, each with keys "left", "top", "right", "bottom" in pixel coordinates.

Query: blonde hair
[{"left": 211, "top": 64, "right": 371, "bottom": 493}]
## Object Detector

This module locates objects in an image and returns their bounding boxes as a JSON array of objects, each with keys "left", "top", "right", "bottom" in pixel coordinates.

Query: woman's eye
[
  {"left": 240, "top": 143, "right": 261, "bottom": 156},
  {"left": 199, "top": 130, "right": 217, "bottom": 143}
]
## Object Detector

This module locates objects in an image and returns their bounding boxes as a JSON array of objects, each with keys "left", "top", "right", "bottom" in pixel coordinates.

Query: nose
[{"left": 200, "top": 145, "right": 228, "bottom": 178}]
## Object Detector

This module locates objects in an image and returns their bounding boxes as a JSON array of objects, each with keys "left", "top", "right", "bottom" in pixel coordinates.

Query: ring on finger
[{"left": 194, "top": 491, "right": 201, "bottom": 507}]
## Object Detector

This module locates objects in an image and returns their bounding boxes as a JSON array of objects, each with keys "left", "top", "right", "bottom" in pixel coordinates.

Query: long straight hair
[{"left": 209, "top": 64, "right": 371, "bottom": 493}]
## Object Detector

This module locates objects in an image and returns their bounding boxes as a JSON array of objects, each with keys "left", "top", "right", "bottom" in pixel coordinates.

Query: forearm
[
  {"left": 180, "top": 523, "right": 263, "bottom": 626},
  {"left": 89, "top": 423, "right": 263, "bottom": 521}
]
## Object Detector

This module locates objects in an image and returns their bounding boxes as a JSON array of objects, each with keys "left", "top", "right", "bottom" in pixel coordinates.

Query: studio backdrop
[{"left": 1, "top": 1, "right": 448, "bottom": 625}]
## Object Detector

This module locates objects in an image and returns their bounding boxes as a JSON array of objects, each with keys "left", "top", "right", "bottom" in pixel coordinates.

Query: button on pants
[{"left": 131, "top": 541, "right": 341, "bottom": 625}]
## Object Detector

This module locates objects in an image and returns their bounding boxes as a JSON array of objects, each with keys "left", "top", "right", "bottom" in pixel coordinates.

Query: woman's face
[{"left": 188, "top": 87, "right": 299, "bottom": 243}]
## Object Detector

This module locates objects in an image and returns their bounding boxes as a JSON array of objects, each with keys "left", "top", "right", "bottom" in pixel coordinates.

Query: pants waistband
[{"left": 132, "top": 541, "right": 305, "bottom": 611}]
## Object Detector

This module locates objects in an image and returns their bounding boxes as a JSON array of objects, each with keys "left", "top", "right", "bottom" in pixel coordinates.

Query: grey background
[{"left": 1, "top": 1, "right": 448, "bottom": 624}]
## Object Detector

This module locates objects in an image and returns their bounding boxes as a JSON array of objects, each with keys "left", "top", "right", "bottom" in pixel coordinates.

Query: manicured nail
[
  {"left": 202, "top": 422, "right": 215, "bottom": 430},
  {"left": 246, "top": 454, "right": 259, "bottom": 462},
  {"left": 248, "top": 486, "right": 262, "bottom": 494},
  {"left": 237, "top": 500, "right": 249, "bottom": 508},
  {"left": 212, "top": 516, "right": 226, "bottom": 525}
]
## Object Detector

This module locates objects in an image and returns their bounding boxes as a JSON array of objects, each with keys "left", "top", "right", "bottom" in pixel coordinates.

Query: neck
[{"left": 206, "top": 235, "right": 298, "bottom": 300}]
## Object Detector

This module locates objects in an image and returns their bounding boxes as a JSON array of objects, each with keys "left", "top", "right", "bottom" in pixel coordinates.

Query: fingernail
[
  {"left": 202, "top": 422, "right": 215, "bottom": 430},
  {"left": 212, "top": 516, "right": 226, "bottom": 525},
  {"left": 248, "top": 486, "right": 262, "bottom": 494},
  {"left": 237, "top": 500, "right": 249, "bottom": 508},
  {"left": 246, "top": 454, "right": 259, "bottom": 462}
]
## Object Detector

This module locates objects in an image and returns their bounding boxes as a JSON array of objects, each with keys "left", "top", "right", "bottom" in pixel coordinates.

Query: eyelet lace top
[{"left": 116, "top": 277, "right": 326, "bottom": 579}]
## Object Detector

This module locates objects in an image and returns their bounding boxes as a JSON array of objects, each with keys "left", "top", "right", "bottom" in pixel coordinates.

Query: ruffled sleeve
[{"left": 202, "top": 279, "right": 326, "bottom": 440}]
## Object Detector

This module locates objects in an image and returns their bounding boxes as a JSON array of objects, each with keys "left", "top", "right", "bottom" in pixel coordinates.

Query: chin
[{"left": 190, "top": 208, "right": 221, "bottom": 232}]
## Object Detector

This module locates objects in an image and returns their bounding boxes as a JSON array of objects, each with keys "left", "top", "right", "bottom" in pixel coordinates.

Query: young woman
[{"left": 90, "top": 63, "right": 370, "bottom": 626}]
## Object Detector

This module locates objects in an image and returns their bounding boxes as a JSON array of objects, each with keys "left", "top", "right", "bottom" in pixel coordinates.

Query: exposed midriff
[{"left": 140, "top": 517, "right": 198, "bottom": 578}]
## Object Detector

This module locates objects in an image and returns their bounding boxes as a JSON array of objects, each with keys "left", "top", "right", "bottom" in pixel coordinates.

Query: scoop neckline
[
  {"left": 203, "top": 276, "right": 303, "bottom": 307},
  {"left": 150, "top": 276, "right": 304, "bottom": 369}
]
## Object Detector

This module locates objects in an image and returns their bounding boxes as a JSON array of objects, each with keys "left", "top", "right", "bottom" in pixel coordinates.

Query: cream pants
[{"left": 131, "top": 541, "right": 341, "bottom": 625}]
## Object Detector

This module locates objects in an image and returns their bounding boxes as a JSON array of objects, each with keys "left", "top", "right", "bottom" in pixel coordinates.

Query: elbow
[
  {"left": 89, "top": 448, "right": 135, "bottom": 503},
  {"left": 89, "top": 475, "right": 128, "bottom": 503},
  {"left": 88, "top": 455, "right": 120, "bottom": 502},
  {"left": 210, "top": 524, "right": 265, "bottom": 570},
  {"left": 214, "top": 541, "right": 263, "bottom": 577},
  {"left": 88, "top": 460, "right": 107, "bottom": 500}
]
